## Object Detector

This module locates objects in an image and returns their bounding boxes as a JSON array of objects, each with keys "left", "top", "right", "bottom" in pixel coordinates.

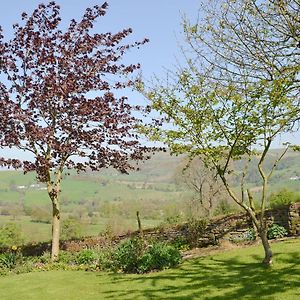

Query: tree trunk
[
  {"left": 260, "top": 229, "right": 273, "bottom": 266},
  {"left": 51, "top": 199, "right": 60, "bottom": 261},
  {"left": 245, "top": 207, "right": 273, "bottom": 265}
]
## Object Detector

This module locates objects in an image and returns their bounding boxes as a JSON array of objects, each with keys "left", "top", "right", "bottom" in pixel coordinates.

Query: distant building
[
  {"left": 17, "top": 185, "right": 26, "bottom": 189},
  {"left": 289, "top": 176, "right": 300, "bottom": 181}
]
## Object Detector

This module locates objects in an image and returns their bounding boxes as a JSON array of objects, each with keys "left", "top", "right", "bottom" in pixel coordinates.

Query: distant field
[
  {"left": 0, "top": 165, "right": 189, "bottom": 208},
  {"left": 0, "top": 239, "right": 299, "bottom": 299},
  {"left": 0, "top": 150, "right": 299, "bottom": 205},
  {"left": 0, "top": 215, "right": 162, "bottom": 243},
  {"left": 1, "top": 150, "right": 300, "bottom": 243},
  {"left": 0, "top": 163, "right": 185, "bottom": 242}
]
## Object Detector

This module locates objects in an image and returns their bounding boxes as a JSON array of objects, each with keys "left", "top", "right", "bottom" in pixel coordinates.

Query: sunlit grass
[{"left": 0, "top": 239, "right": 299, "bottom": 299}]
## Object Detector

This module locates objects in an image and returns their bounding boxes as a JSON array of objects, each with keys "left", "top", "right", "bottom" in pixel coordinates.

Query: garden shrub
[
  {"left": 113, "top": 238, "right": 144, "bottom": 273},
  {"left": 0, "top": 223, "right": 23, "bottom": 247},
  {"left": 0, "top": 252, "right": 17, "bottom": 269},
  {"left": 0, "top": 238, "right": 182, "bottom": 276},
  {"left": 269, "top": 189, "right": 300, "bottom": 208},
  {"left": 76, "top": 249, "right": 97, "bottom": 265},
  {"left": 58, "top": 250, "right": 77, "bottom": 265},
  {"left": 39, "top": 251, "right": 51, "bottom": 264},
  {"left": 113, "top": 238, "right": 182, "bottom": 274},
  {"left": 97, "top": 248, "right": 115, "bottom": 271},
  {"left": 0, "top": 246, "right": 24, "bottom": 275},
  {"left": 171, "top": 237, "right": 190, "bottom": 251},
  {"left": 138, "top": 242, "right": 182, "bottom": 273},
  {"left": 61, "top": 218, "right": 83, "bottom": 240},
  {"left": 267, "top": 224, "right": 288, "bottom": 239}
]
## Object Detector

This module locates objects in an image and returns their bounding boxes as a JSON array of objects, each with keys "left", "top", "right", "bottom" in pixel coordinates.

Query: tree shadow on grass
[{"left": 98, "top": 250, "right": 300, "bottom": 300}]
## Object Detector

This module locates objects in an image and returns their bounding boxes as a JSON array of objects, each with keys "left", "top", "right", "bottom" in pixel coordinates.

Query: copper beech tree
[{"left": 0, "top": 2, "right": 155, "bottom": 260}]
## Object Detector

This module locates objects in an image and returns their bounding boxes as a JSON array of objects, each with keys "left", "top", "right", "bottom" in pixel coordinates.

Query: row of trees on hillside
[{"left": 0, "top": 0, "right": 299, "bottom": 265}]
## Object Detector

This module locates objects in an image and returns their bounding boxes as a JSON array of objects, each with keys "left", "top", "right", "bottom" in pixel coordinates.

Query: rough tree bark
[
  {"left": 51, "top": 199, "right": 60, "bottom": 261},
  {"left": 47, "top": 169, "right": 62, "bottom": 262},
  {"left": 260, "top": 228, "right": 273, "bottom": 265}
]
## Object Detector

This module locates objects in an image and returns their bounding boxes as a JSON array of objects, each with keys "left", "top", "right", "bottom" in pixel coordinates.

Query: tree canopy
[
  {"left": 140, "top": 0, "right": 300, "bottom": 265},
  {"left": 0, "top": 1, "right": 155, "bottom": 260},
  {"left": 0, "top": 2, "right": 152, "bottom": 176}
]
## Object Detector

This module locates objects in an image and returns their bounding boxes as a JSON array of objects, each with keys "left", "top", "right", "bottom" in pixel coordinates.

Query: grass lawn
[{"left": 0, "top": 239, "right": 299, "bottom": 299}]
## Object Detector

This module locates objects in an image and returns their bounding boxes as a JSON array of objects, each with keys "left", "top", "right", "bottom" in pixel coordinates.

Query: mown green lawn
[{"left": 0, "top": 239, "right": 299, "bottom": 299}]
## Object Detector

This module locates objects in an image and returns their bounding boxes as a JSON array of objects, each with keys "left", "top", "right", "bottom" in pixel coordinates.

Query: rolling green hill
[
  {"left": 1, "top": 149, "right": 300, "bottom": 212},
  {"left": 0, "top": 149, "right": 299, "bottom": 242}
]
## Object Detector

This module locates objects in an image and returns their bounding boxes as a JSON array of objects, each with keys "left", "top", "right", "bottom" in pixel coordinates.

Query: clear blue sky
[
  {"left": 0, "top": 0, "right": 200, "bottom": 79},
  {"left": 0, "top": 0, "right": 299, "bottom": 154},
  {"left": 0, "top": 0, "right": 200, "bottom": 160}
]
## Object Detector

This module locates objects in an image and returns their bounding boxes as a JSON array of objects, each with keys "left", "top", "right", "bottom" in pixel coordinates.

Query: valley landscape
[
  {"left": 0, "top": 1, "right": 300, "bottom": 299},
  {"left": 0, "top": 150, "right": 299, "bottom": 243}
]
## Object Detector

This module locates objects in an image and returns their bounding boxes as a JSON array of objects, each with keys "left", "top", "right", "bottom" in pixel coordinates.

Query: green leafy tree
[{"left": 140, "top": 0, "right": 300, "bottom": 265}]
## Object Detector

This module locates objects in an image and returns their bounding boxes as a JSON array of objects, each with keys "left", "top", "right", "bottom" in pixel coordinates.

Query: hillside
[
  {"left": 1, "top": 149, "right": 300, "bottom": 211},
  {"left": 0, "top": 149, "right": 299, "bottom": 242},
  {"left": 232, "top": 149, "right": 300, "bottom": 191}
]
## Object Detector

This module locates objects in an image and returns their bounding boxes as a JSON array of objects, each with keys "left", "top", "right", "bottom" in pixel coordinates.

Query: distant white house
[
  {"left": 17, "top": 185, "right": 26, "bottom": 189},
  {"left": 17, "top": 184, "right": 46, "bottom": 190},
  {"left": 30, "top": 184, "right": 40, "bottom": 188},
  {"left": 289, "top": 176, "right": 300, "bottom": 181}
]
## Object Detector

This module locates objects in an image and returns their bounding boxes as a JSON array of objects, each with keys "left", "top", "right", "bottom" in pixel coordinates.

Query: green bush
[
  {"left": 0, "top": 238, "right": 182, "bottom": 276},
  {"left": 114, "top": 238, "right": 144, "bottom": 273},
  {"left": 214, "top": 199, "right": 235, "bottom": 216},
  {"left": 76, "top": 249, "right": 97, "bottom": 265},
  {"left": 61, "top": 218, "right": 83, "bottom": 240},
  {"left": 0, "top": 223, "right": 23, "bottom": 247},
  {"left": 138, "top": 242, "right": 182, "bottom": 273},
  {"left": 39, "top": 251, "right": 51, "bottom": 264},
  {"left": 0, "top": 246, "right": 24, "bottom": 273},
  {"left": 113, "top": 238, "right": 182, "bottom": 274},
  {"left": 171, "top": 237, "right": 190, "bottom": 251},
  {"left": 0, "top": 252, "right": 17, "bottom": 269},
  {"left": 267, "top": 224, "right": 288, "bottom": 239},
  {"left": 269, "top": 189, "right": 300, "bottom": 208},
  {"left": 58, "top": 251, "right": 77, "bottom": 265},
  {"left": 97, "top": 248, "right": 115, "bottom": 271}
]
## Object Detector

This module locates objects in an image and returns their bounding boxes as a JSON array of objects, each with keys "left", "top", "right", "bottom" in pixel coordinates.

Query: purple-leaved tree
[{"left": 0, "top": 1, "right": 155, "bottom": 260}]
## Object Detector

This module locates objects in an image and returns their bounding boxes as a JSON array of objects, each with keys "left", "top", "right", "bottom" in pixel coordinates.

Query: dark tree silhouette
[{"left": 0, "top": 2, "right": 154, "bottom": 260}]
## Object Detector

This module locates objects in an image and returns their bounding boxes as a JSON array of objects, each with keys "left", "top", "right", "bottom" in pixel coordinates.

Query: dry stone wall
[
  {"left": 2, "top": 202, "right": 299, "bottom": 255},
  {"left": 287, "top": 202, "right": 300, "bottom": 235},
  {"left": 132, "top": 202, "right": 300, "bottom": 246},
  {"left": 62, "top": 202, "right": 300, "bottom": 251}
]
